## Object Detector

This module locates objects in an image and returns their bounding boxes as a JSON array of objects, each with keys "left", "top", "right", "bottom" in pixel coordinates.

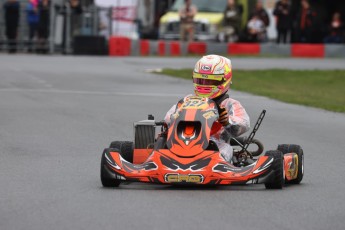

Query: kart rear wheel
[
  {"left": 109, "top": 141, "right": 134, "bottom": 163},
  {"left": 277, "top": 144, "right": 304, "bottom": 184},
  {"left": 100, "top": 149, "right": 121, "bottom": 187},
  {"left": 264, "top": 150, "right": 284, "bottom": 189}
]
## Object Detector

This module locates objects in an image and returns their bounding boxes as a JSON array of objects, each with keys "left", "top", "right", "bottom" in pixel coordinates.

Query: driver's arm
[
  {"left": 164, "top": 104, "right": 177, "bottom": 126},
  {"left": 223, "top": 98, "right": 250, "bottom": 137}
]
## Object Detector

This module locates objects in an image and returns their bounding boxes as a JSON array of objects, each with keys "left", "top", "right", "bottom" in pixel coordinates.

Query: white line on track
[
  {"left": 0, "top": 88, "right": 185, "bottom": 97},
  {"left": 6, "top": 67, "right": 54, "bottom": 88},
  {"left": 0, "top": 88, "right": 253, "bottom": 99}
]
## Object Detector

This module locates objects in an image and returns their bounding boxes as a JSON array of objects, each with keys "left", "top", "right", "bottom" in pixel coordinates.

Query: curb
[{"left": 108, "top": 37, "right": 345, "bottom": 58}]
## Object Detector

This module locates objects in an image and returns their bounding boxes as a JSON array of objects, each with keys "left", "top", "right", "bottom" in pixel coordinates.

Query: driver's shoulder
[{"left": 222, "top": 97, "right": 241, "bottom": 105}]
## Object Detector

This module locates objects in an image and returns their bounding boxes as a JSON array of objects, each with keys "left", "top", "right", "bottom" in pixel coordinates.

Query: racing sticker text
[{"left": 164, "top": 173, "right": 204, "bottom": 183}]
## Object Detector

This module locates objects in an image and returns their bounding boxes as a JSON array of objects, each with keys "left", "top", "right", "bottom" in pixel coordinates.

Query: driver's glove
[{"left": 219, "top": 108, "right": 230, "bottom": 126}]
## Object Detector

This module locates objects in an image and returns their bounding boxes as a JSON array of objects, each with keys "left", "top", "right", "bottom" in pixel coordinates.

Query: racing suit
[{"left": 164, "top": 95, "right": 250, "bottom": 162}]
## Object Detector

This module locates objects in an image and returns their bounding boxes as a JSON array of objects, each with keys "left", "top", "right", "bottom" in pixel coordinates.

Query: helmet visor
[{"left": 193, "top": 77, "right": 225, "bottom": 86}]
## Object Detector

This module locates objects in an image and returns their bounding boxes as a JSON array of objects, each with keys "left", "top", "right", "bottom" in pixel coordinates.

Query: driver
[{"left": 164, "top": 55, "right": 250, "bottom": 162}]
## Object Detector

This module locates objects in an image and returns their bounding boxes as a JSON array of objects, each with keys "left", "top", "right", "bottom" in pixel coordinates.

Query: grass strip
[{"left": 159, "top": 69, "right": 345, "bottom": 113}]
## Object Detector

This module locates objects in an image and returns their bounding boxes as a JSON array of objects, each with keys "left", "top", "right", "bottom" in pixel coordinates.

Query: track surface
[{"left": 1, "top": 55, "right": 345, "bottom": 230}]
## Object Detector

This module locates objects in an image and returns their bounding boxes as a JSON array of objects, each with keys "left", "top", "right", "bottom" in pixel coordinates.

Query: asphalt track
[{"left": 1, "top": 55, "right": 345, "bottom": 230}]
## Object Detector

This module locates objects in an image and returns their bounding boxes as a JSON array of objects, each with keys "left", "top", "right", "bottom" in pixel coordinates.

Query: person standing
[
  {"left": 295, "top": 0, "right": 316, "bottom": 43},
  {"left": 273, "top": 0, "right": 291, "bottom": 44},
  {"left": 179, "top": 0, "right": 197, "bottom": 42},
  {"left": 26, "top": 0, "right": 40, "bottom": 52},
  {"left": 250, "top": 0, "right": 269, "bottom": 41},
  {"left": 223, "top": 0, "right": 243, "bottom": 42},
  {"left": 3, "top": 0, "right": 20, "bottom": 53},
  {"left": 37, "top": 0, "right": 50, "bottom": 53}
]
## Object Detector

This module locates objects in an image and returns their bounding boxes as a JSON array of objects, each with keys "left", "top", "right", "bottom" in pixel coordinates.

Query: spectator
[
  {"left": 249, "top": 0, "right": 269, "bottom": 42},
  {"left": 26, "top": 0, "right": 39, "bottom": 52},
  {"left": 37, "top": 0, "right": 50, "bottom": 53},
  {"left": 222, "top": 0, "right": 243, "bottom": 42},
  {"left": 3, "top": 0, "right": 20, "bottom": 53},
  {"left": 250, "top": 0, "right": 270, "bottom": 28},
  {"left": 244, "top": 14, "right": 266, "bottom": 43},
  {"left": 294, "top": 0, "right": 316, "bottom": 43},
  {"left": 324, "top": 12, "right": 344, "bottom": 44},
  {"left": 273, "top": 0, "right": 291, "bottom": 44},
  {"left": 179, "top": 0, "right": 197, "bottom": 42}
]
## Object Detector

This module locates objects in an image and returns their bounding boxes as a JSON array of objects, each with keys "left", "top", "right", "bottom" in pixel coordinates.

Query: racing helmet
[{"left": 193, "top": 55, "right": 232, "bottom": 99}]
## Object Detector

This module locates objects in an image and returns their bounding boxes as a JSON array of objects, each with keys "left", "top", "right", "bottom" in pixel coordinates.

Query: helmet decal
[{"left": 199, "top": 64, "right": 213, "bottom": 74}]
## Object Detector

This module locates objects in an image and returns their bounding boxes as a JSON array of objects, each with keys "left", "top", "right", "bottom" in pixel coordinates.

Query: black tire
[
  {"left": 109, "top": 141, "right": 134, "bottom": 163},
  {"left": 277, "top": 144, "right": 304, "bottom": 184},
  {"left": 264, "top": 150, "right": 284, "bottom": 189},
  {"left": 100, "top": 148, "right": 121, "bottom": 187}
]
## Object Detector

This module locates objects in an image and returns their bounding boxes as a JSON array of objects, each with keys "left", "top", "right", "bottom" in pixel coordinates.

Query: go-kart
[{"left": 100, "top": 96, "right": 304, "bottom": 189}]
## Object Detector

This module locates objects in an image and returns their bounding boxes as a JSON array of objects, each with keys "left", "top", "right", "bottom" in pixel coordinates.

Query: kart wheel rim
[
  {"left": 301, "top": 153, "right": 304, "bottom": 175},
  {"left": 283, "top": 158, "right": 285, "bottom": 180}
]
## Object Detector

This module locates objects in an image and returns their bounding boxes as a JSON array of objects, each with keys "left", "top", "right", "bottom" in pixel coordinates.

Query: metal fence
[
  {"left": 1, "top": 0, "right": 31, "bottom": 52},
  {"left": 51, "top": 4, "right": 105, "bottom": 54},
  {"left": 0, "top": 0, "right": 109, "bottom": 54}
]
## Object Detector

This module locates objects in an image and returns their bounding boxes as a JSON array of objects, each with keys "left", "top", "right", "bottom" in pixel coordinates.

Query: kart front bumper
[{"left": 102, "top": 148, "right": 277, "bottom": 186}]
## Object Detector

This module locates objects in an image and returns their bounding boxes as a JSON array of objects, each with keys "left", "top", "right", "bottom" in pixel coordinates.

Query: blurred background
[{"left": 0, "top": 0, "right": 344, "bottom": 55}]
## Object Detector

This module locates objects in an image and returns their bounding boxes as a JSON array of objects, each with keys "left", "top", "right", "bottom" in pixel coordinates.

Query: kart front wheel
[
  {"left": 264, "top": 150, "right": 284, "bottom": 189},
  {"left": 100, "top": 149, "right": 121, "bottom": 187},
  {"left": 109, "top": 141, "right": 134, "bottom": 163},
  {"left": 277, "top": 144, "right": 304, "bottom": 184}
]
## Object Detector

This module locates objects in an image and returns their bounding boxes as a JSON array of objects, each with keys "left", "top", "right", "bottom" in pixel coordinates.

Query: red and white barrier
[
  {"left": 291, "top": 44, "right": 325, "bottom": 58},
  {"left": 108, "top": 37, "right": 345, "bottom": 58}
]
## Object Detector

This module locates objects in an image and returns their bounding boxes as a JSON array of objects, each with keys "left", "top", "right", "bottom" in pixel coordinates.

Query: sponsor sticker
[
  {"left": 201, "top": 65, "right": 211, "bottom": 71},
  {"left": 203, "top": 110, "right": 216, "bottom": 119},
  {"left": 165, "top": 173, "right": 204, "bottom": 183}
]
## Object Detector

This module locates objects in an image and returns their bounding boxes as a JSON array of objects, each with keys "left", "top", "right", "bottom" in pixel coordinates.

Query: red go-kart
[{"left": 100, "top": 96, "right": 304, "bottom": 189}]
